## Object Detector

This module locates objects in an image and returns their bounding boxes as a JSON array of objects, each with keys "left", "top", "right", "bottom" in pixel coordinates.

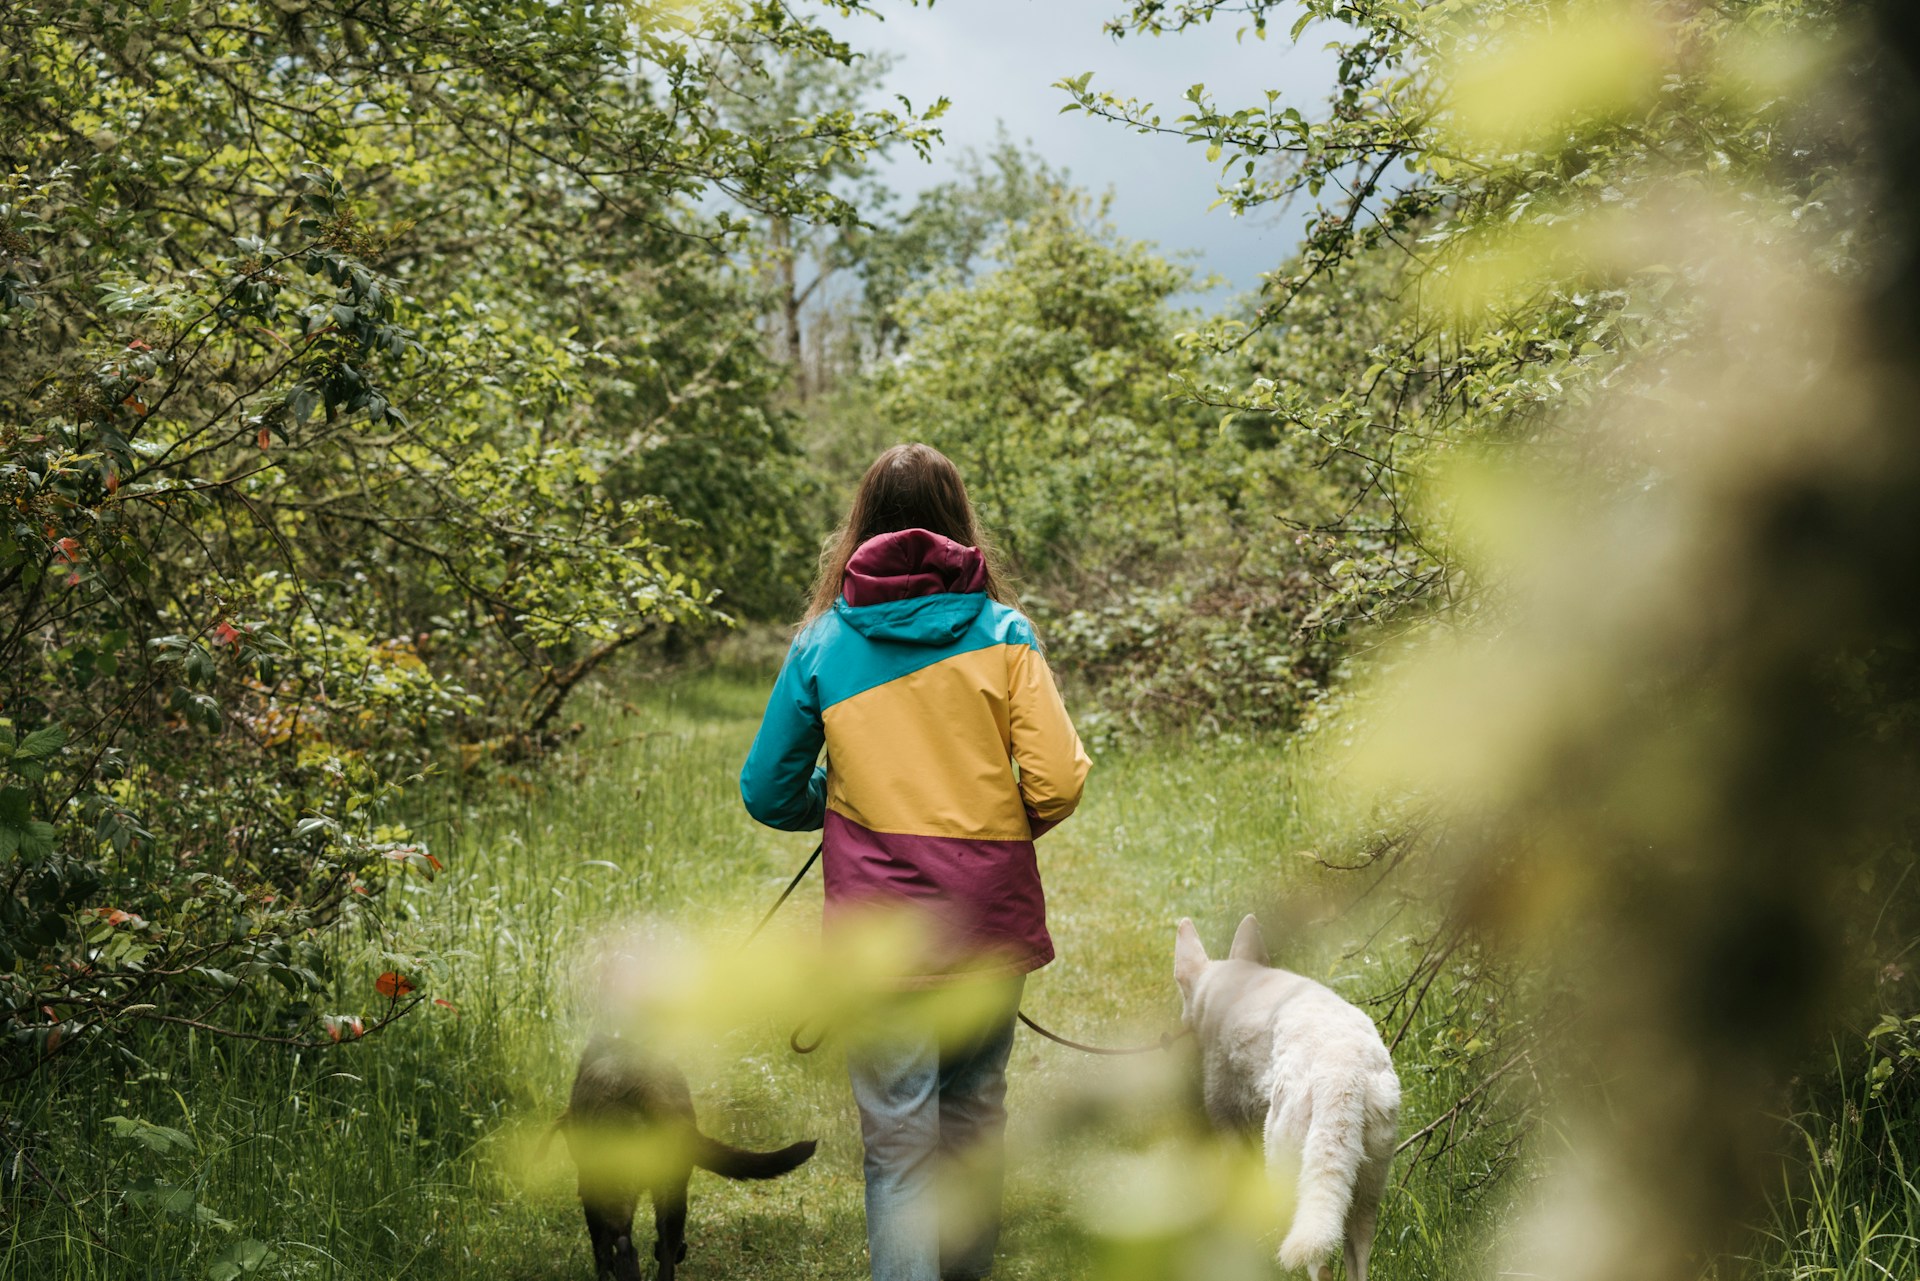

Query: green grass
[
  {"left": 1740, "top": 1052, "right": 1920, "bottom": 1281},
  {"left": 2, "top": 663, "right": 1512, "bottom": 1280}
]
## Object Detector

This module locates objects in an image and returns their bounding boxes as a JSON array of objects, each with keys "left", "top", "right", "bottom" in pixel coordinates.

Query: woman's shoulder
[
  {"left": 976, "top": 599, "right": 1041, "bottom": 649},
  {"left": 789, "top": 610, "right": 847, "bottom": 658}
]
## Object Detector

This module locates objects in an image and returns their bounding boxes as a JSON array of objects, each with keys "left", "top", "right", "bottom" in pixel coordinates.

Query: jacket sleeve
[
  {"left": 1008, "top": 642, "right": 1090, "bottom": 835},
  {"left": 739, "top": 640, "right": 828, "bottom": 832}
]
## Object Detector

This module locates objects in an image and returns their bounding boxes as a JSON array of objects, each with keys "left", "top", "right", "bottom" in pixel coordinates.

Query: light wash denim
[{"left": 846, "top": 977, "right": 1025, "bottom": 1281}]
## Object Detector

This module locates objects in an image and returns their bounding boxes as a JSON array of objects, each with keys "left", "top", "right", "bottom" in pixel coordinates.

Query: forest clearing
[
  {"left": 7, "top": 664, "right": 1504, "bottom": 1280},
  {"left": 4, "top": 1, "right": 1919, "bottom": 1279}
]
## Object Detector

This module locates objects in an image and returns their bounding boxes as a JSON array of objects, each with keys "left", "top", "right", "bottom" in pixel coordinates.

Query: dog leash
[
  {"left": 741, "top": 840, "right": 831, "bottom": 1053},
  {"left": 1015, "top": 1011, "right": 1190, "bottom": 1056},
  {"left": 746, "top": 838, "right": 1188, "bottom": 1058},
  {"left": 742, "top": 839, "right": 824, "bottom": 947}
]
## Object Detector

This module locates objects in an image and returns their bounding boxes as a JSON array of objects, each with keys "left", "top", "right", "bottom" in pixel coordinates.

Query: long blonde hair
[{"left": 804, "top": 444, "right": 1015, "bottom": 622}]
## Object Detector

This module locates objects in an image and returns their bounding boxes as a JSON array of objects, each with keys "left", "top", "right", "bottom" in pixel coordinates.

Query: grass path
[{"left": 4, "top": 664, "right": 1475, "bottom": 1281}]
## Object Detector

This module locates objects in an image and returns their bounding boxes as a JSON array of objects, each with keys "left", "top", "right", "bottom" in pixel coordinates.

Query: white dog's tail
[{"left": 1277, "top": 1069, "right": 1375, "bottom": 1270}]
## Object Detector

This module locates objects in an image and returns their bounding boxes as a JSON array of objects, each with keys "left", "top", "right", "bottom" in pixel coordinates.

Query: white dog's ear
[
  {"left": 1228, "top": 913, "right": 1268, "bottom": 965},
  {"left": 1174, "top": 917, "right": 1208, "bottom": 989}
]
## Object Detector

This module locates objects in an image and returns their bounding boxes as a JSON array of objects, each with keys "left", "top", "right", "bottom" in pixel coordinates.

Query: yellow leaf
[{"left": 1449, "top": 9, "right": 1668, "bottom": 154}]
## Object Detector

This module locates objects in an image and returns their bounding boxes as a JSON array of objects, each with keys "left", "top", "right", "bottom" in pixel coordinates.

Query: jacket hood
[{"left": 836, "top": 529, "right": 989, "bottom": 645}]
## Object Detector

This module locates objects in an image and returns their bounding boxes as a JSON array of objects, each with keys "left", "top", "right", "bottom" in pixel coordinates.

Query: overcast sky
[{"left": 826, "top": 0, "right": 1340, "bottom": 303}]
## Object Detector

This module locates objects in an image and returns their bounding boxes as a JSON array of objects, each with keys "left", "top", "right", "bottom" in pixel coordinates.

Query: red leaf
[
  {"left": 257, "top": 427, "right": 271, "bottom": 451},
  {"left": 212, "top": 621, "right": 242, "bottom": 646},
  {"left": 54, "top": 537, "right": 80, "bottom": 562},
  {"left": 122, "top": 396, "right": 148, "bottom": 416},
  {"left": 432, "top": 997, "right": 459, "bottom": 1015},
  {"left": 64, "top": 572, "right": 81, "bottom": 588},
  {"left": 424, "top": 852, "right": 444, "bottom": 872},
  {"left": 126, "top": 338, "right": 151, "bottom": 352},
  {"left": 104, "top": 909, "right": 130, "bottom": 927},
  {"left": 374, "top": 971, "right": 414, "bottom": 999},
  {"left": 105, "top": 469, "right": 119, "bottom": 494}
]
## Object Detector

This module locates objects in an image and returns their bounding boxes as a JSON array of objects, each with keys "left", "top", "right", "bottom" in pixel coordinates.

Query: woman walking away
[{"left": 740, "top": 443, "right": 1090, "bottom": 1281}]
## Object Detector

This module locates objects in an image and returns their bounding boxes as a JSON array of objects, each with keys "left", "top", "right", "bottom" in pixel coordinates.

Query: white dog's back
[{"left": 1175, "top": 916, "right": 1400, "bottom": 1280}]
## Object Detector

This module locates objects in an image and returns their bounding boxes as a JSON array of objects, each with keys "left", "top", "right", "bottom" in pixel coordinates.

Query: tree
[
  {"left": 714, "top": 42, "right": 942, "bottom": 398},
  {"left": 878, "top": 186, "right": 1341, "bottom": 732},
  {"left": 0, "top": 0, "right": 937, "bottom": 1070},
  {"left": 851, "top": 136, "right": 1063, "bottom": 358}
]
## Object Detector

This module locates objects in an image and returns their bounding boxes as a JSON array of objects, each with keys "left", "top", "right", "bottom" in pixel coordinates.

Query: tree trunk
[{"left": 773, "top": 214, "right": 805, "bottom": 399}]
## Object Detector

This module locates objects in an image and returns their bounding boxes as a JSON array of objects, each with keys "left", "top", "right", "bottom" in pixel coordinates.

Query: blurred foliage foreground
[{"left": 1259, "top": 2, "right": 1920, "bottom": 1278}]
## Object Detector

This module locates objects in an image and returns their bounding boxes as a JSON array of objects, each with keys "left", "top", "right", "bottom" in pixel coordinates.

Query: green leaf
[
  {"left": 289, "top": 385, "right": 319, "bottom": 425},
  {"left": 207, "top": 1239, "right": 274, "bottom": 1281},
  {"left": 13, "top": 725, "right": 67, "bottom": 761},
  {"left": 124, "top": 1174, "right": 232, "bottom": 1227},
  {"left": 18, "top": 821, "right": 54, "bottom": 860},
  {"left": 106, "top": 1115, "right": 196, "bottom": 1155}
]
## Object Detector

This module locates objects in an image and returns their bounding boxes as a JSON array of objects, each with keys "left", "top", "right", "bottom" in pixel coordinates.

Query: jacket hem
[{"left": 885, "top": 944, "right": 1054, "bottom": 991}]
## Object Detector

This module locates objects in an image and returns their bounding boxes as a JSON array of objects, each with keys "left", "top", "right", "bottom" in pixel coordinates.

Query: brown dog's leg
[
  {"left": 651, "top": 1173, "right": 690, "bottom": 1281},
  {"left": 584, "top": 1198, "right": 644, "bottom": 1281}
]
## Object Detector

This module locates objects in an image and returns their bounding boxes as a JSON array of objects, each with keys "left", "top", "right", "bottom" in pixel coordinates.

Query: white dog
[{"left": 1174, "top": 915, "right": 1400, "bottom": 1280}]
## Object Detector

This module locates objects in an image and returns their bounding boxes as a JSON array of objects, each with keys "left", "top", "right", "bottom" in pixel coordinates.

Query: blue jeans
[{"left": 847, "top": 977, "right": 1025, "bottom": 1281}]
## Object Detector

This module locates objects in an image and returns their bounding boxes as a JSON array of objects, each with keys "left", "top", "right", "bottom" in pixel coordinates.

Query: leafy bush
[
  {"left": 0, "top": 0, "right": 933, "bottom": 1074},
  {"left": 1037, "top": 559, "right": 1337, "bottom": 743}
]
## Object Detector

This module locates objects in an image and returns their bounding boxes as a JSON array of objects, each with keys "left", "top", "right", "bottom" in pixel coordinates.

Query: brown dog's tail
[
  {"left": 691, "top": 1133, "right": 817, "bottom": 1180},
  {"left": 533, "top": 1112, "right": 567, "bottom": 1165}
]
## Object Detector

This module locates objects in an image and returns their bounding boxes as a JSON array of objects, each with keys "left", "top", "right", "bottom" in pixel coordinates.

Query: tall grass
[
  {"left": 3, "top": 663, "right": 1514, "bottom": 1279},
  {"left": 1742, "top": 1051, "right": 1920, "bottom": 1281}
]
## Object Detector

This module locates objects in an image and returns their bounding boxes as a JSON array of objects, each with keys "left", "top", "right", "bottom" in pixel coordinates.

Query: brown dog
[{"left": 556, "top": 1032, "right": 816, "bottom": 1280}]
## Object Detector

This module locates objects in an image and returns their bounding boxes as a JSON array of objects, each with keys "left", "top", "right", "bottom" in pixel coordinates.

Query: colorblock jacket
[{"left": 739, "top": 528, "right": 1091, "bottom": 980}]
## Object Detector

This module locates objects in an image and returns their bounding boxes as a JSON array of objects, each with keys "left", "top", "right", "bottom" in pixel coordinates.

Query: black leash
[
  {"left": 1015, "top": 1011, "right": 1190, "bottom": 1056},
  {"left": 742, "top": 839, "right": 824, "bottom": 947},
  {"left": 746, "top": 838, "right": 1187, "bottom": 1058}
]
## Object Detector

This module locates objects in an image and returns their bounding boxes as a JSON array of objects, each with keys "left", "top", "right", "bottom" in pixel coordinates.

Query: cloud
[{"left": 831, "top": 0, "right": 1339, "bottom": 301}]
